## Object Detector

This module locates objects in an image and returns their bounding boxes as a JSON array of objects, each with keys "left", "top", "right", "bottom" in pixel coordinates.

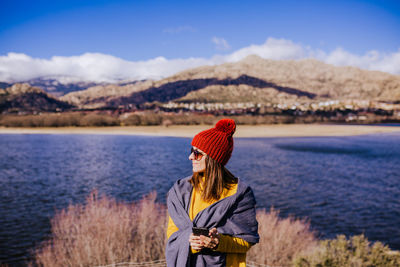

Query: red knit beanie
[{"left": 191, "top": 119, "right": 236, "bottom": 166}]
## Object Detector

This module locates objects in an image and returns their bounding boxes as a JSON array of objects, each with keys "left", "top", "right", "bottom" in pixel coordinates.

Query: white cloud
[
  {"left": 319, "top": 47, "right": 400, "bottom": 74},
  {"left": 212, "top": 37, "right": 231, "bottom": 51},
  {"left": 225, "top": 38, "right": 306, "bottom": 61},
  {"left": 1, "top": 37, "right": 399, "bottom": 83},
  {"left": 0, "top": 53, "right": 211, "bottom": 83}
]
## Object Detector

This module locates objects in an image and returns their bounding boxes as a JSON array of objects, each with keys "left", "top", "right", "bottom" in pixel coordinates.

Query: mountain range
[
  {"left": 12, "top": 77, "right": 142, "bottom": 97},
  {"left": 2, "top": 55, "right": 400, "bottom": 113},
  {"left": 60, "top": 55, "right": 400, "bottom": 109}
]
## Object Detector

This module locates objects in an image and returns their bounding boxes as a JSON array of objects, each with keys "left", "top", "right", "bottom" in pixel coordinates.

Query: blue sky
[{"left": 0, "top": 0, "right": 399, "bottom": 82}]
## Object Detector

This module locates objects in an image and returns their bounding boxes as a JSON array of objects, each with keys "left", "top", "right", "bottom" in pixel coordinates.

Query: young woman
[{"left": 166, "top": 119, "right": 259, "bottom": 267}]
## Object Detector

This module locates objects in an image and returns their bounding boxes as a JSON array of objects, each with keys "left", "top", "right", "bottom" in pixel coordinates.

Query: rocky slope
[
  {"left": 60, "top": 80, "right": 154, "bottom": 109},
  {"left": 0, "top": 83, "right": 74, "bottom": 113}
]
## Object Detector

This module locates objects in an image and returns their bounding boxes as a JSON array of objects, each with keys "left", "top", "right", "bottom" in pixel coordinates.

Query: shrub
[
  {"left": 0, "top": 115, "right": 20, "bottom": 127},
  {"left": 139, "top": 113, "right": 163, "bottom": 126},
  {"left": 41, "top": 113, "right": 82, "bottom": 127},
  {"left": 122, "top": 113, "right": 163, "bottom": 126},
  {"left": 247, "top": 208, "right": 318, "bottom": 267},
  {"left": 78, "top": 113, "right": 119, "bottom": 127},
  {"left": 294, "top": 234, "right": 400, "bottom": 267},
  {"left": 31, "top": 191, "right": 166, "bottom": 267},
  {"left": 161, "top": 114, "right": 217, "bottom": 126},
  {"left": 123, "top": 114, "right": 142, "bottom": 126},
  {"left": 0, "top": 113, "right": 121, "bottom": 127},
  {"left": 121, "top": 112, "right": 220, "bottom": 126}
]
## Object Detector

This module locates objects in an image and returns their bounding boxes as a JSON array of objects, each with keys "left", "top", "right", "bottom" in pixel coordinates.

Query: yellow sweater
[{"left": 167, "top": 181, "right": 252, "bottom": 267}]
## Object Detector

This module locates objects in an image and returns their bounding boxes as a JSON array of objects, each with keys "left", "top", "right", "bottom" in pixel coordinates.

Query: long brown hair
[{"left": 190, "top": 155, "right": 238, "bottom": 202}]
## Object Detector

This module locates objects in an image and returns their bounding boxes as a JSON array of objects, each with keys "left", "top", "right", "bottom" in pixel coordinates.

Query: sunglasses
[{"left": 190, "top": 147, "right": 205, "bottom": 161}]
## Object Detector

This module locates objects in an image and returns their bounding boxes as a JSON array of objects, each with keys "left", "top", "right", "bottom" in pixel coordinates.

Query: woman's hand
[
  {"left": 200, "top": 228, "right": 220, "bottom": 250},
  {"left": 189, "top": 233, "right": 204, "bottom": 251},
  {"left": 189, "top": 228, "right": 220, "bottom": 251}
]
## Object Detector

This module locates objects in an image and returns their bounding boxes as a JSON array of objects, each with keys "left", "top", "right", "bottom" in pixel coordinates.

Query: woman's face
[{"left": 189, "top": 146, "right": 206, "bottom": 173}]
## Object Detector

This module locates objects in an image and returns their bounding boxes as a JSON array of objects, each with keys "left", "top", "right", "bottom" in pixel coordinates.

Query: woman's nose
[{"left": 189, "top": 152, "right": 194, "bottom": 160}]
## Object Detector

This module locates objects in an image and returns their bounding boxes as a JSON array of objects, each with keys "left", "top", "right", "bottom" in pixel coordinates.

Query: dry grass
[
  {"left": 294, "top": 234, "right": 400, "bottom": 267},
  {"left": 26, "top": 191, "right": 400, "bottom": 267},
  {"left": 1, "top": 111, "right": 398, "bottom": 128},
  {"left": 0, "top": 113, "right": 119, "bottom": 127},
  {"left": 248, "top": 208, "right": 318, "bottom": 267},
  {"left": 31, "top": 193, "right": 317, "bottom": 267},
  {"left": 31, "top": 191, "right": 166, "bottom": 267}
]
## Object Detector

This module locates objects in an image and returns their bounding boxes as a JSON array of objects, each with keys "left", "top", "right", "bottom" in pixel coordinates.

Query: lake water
[{"left": 1, "top": 132, "right": 400, "bottom": 266}]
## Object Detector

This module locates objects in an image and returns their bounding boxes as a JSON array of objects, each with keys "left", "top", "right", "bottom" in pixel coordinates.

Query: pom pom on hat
[
  {"left": 215, "top": 119, "right": 236, "bottom": 136},
  {"left": 191, "top": 119, "right": 236, "bottom": 165}
]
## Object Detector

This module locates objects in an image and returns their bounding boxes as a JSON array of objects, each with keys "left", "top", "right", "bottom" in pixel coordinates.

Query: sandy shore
[{"left": 0, "top": 124, "right": 399, "bottom": 138}]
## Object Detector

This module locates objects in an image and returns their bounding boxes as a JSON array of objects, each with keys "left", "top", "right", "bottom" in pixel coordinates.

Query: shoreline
[{"left": 1, "top": 124, "right": 400, "bottom": 138}]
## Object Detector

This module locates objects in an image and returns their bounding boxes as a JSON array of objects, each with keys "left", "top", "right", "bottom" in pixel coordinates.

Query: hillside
[
  {"left": 175, "top": 56, "right": 400, "bottom": 104},
  {"left": 0, "top": 83, "right": 74, "bottom": 113},
  {"left": 59, "top": 56, "right": 400, "bottom": 108},
  {"left": 60, "top": 80, "right": 154, "bottom": 109}
]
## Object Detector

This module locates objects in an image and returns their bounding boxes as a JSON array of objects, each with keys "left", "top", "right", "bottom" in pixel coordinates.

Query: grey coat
[{"left": 166, "top": 176, "right": 259, "bottom": 267}]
